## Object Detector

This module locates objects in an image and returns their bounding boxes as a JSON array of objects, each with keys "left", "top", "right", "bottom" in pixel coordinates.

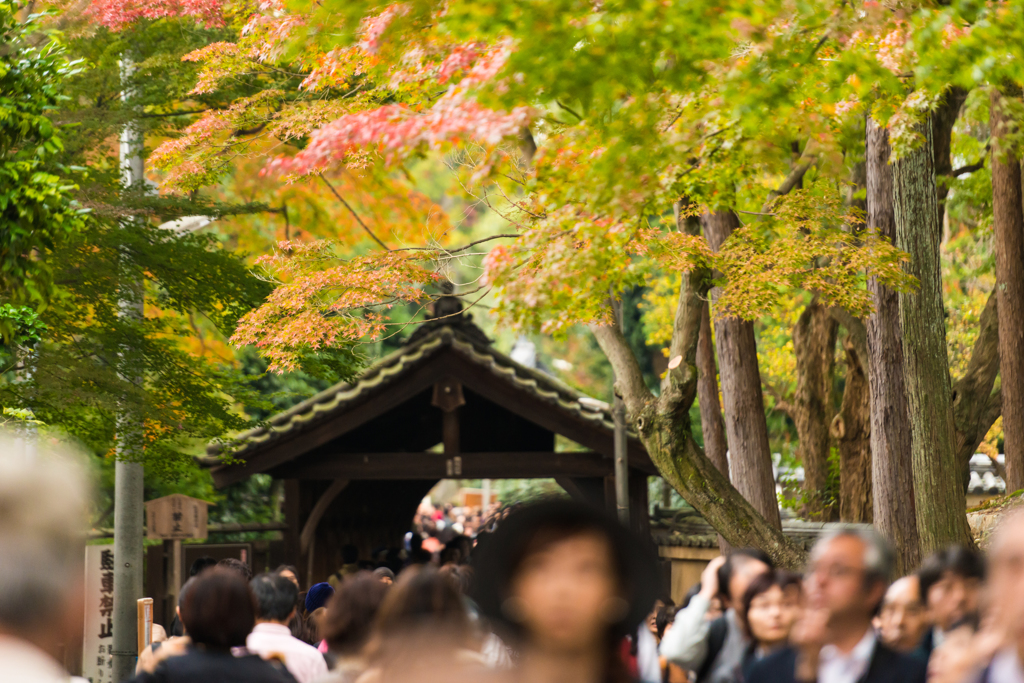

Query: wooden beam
[
  {"left": 272, "top": 451, "right": 613, "bottom": 480},
  {"left": 299, "top": 479, "right": 350, "bottom": 555}
]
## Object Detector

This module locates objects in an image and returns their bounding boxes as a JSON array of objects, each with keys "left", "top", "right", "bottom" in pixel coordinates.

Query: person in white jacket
[{"left": 660, "top": 550, "right": 772, "bottom": 683}]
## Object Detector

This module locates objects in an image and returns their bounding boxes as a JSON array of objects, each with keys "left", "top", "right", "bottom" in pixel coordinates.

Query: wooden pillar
[
  {"left": 284, "top": 479, "right": 303, "bottom": 579},
  {"left": 629, "top": 468, "right": 651, "bottom": 539}
]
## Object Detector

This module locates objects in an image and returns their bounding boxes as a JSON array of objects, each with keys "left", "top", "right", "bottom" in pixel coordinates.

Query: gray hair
[
  {"left": 812, "top": 526, "right": 895, "bottom": 586},
  {"left": 0, "top": 433, "right": 91, "bottom": 631}
]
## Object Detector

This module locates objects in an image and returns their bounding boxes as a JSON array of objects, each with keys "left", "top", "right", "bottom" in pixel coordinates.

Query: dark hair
[
  {"left": 740, "top": 570, "right": 803, "bottom": 640},
  {"left": 918, "top": 546, "right": 985, "bottom": 603},
  {"left": 180, "top": 568, "right": 255, "bottom": 649},
  {"left": 322, "top": 572, "right": 389, "bottom": 654},
  {"left": 948, "top": 613, "right": 980, "bottom": 633},
  {"left": 655, "top": 602, "right": 676, "bottom": 640},
  {"left": 440, "top": 563, "right": 473, "bottom": 595},
  {"left": 276, "top": 564, "right": 300, "bottom": 586},
  {"left": 718, "top": 549, "right": 773, "bottom": 604},
  {"left": 374, "top": 566, "right": 469, "bottom": 638},
  {"left": 251, "top": 572, "right": 300, "bottom": 622},
  {"left": 217, "top": 557, "right": 253, "bottom": 582},
  {"left": 342, "top": 544, "right": 359, "bottom": 565},
  {"left": 189, "top": 557, "right": 217, "bottom": 578}
]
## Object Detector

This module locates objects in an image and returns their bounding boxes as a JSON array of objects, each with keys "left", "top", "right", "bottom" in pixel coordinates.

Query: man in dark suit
[{"left": 747, "top": 529, "right": 926, "bottom": 683}]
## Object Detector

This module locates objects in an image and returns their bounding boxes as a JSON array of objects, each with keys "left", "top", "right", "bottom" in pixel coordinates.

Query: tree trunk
[
  {"left": 697, "top": 301, "right": 729, "bottom": 478},
  {"left": 696, "top": 300, "right": 731, "bottom": 553},
  {"left": 992, "top": 88, "right": 1024, "bottom": 494},
  {"left": 591, "top": 244, "right": 804, "bottom": 568},
  {"left": 703, "top": 209, "right": 782, "bottom": 529},
  {"left": 792, "top": 298, "right": 839, "bottom": 520},
  {"left": 833, "top": 330, "right": 872, "bottom": 523},
  {"left": 892, "top": 115, "right": 974, "bottom": 552},
  {"left": 952, "top": 290, "right": 1001, "bottom": 484},
  {"left": 866, "top": 118, "right": 921, "bottom": 574}
]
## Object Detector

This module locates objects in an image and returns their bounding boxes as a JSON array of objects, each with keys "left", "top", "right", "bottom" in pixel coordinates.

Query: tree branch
[
  {"left": 319, "top": 175, "right": 391, "bottom": 251},
  {"left": 949, "top": 157, "right": 986, "bottom": 177},
  {"left": 589, "top": 322, "right": 653, "bottom": 415},
  {"left": 762, "top": 140, "right": 820, "bottom": 212},
  {"left": 953, "top": 290, "right": 1001, "bottom": 478}
]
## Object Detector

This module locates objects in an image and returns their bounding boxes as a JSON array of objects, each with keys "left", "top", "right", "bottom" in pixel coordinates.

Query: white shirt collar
[
  {"left": 252, "top": 622, "right": 293, "bottom": 636},
  {"left": 818, "top": 628, "right": 876, "bottom": 683}
]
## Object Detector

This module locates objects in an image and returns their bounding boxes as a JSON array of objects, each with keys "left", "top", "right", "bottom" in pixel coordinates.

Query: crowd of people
[{"left": 9, "top": 436, "right": 1024, "bottom": 683}]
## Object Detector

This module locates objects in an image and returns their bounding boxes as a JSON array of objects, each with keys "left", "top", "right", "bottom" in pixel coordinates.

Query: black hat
[{"left": 469, "top": 498, "right": 660, "bottom": 640}]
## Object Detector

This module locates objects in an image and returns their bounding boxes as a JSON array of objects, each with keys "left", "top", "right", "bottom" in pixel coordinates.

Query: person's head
[
  {"left": 251, "top": 572, "right": 299, "bottom": 624},
  {"left": 367, "top": 565, "right": 472, "bottom": 669},
  {"left": 373, "top": 567, "right": 396, "bottom": 586},
  {"left": 0, "top": 434, "right": 90, "bottom": 657},
  {"left": 189, "top": 556, "right": 217, "bottom": 578},
  {"left": 740, "top": 570, "right": 803, "bottom": 650},
  {"left": 322, "top": 572, "right": 389, "bottom": 655},
  {"left": 342, "top": 544, "right": 359, "bottom": 565},
  {"left": 718, "top": 549, "right": 773, "bottom": 609},
  {"left": 918, "top": 546, "right": 985, "bottom": 633},
  {"left": 878, "top": 574, "right": 930, "bottom": 652},
  {"left": 180, "top": 567, "right": 256, "bottom": 650},
  {"left": 276, "top": 564, "right": 300, "bottom": 589},
  {"left": 217, "top": 557, "right": 252, "bottom": 582},
  {"left": 306, "top": 581, "right": 335, "bottom": 614},
  {"left": 927, "top": 614, "right": 980, "bottom": 683},
  {"left": 440, "top": 563, "right": 472, "bottom": 595},
  {"left": 984, "top": 509, "right": 1024, "bottom": 644},
  {"left": 805, "top": 528, "right": 893, "bottom": 629},
  {"left": 471, "top": 499, "right": 660, "bottom": 660}
]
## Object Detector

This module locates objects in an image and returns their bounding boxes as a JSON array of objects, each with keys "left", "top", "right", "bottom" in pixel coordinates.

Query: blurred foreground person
[
  {"left": 660, "top": 549, "right": 773, "bottom": 683},
  {"left": 358, "top": 565, "right": 486, "bottom": 683},
  {"left": 738, "top": 570, "right": 803, "bottom": 679},
  {"left": 975, "top": 509, "right": 1024, "bottom": 683},
  {"left": 876, "top": 575, "right": 930, "bottom": 654},
  {"left": 926, "top": 615, "right": 979, "bottom": 683},
  {"left": 131, "top": 568, "right": 296, "bottom": 683},
  {"left": 0, "top": 434, "right": 90, "bottom": 683},
  {"left": 248, "top": 573, "right": 328, "bottom": 683},
  {"left": 472, "top": 499, "right": 661, "bottom": 683},
  {"left": 747, "top": 529, "right": 925, "bottom": 683},
  {"left": 917, "top": 546, "right": 985, "bottom": 660},
  {"left": 316, "top": 572, "right": 389, "bottom": 683}
]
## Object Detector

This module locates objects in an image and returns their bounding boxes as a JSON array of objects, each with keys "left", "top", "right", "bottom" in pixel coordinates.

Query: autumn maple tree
[{"left": 79, "top": 0, "right": 1024, "bottom": 568}]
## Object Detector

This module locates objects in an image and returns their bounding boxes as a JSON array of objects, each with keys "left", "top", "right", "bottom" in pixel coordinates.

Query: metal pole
[
  {"left": 112, "top": 55, "right": 146, "bottom": 683},
  {"left": 613, "top": 394, "right": 629, "bottom": 527}
]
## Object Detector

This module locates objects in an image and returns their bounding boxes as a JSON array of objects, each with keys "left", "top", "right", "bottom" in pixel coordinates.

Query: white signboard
[{"left": 82, "top": 545, "right": 115, "bottom": 683}]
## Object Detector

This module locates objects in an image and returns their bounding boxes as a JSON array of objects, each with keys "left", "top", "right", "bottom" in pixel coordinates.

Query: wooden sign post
[
  {"left": 137, "top": 598, "right": 153, "bottom": 655},
  {"left": 144, "top": 495, "right": 212, "bottom": 620}
]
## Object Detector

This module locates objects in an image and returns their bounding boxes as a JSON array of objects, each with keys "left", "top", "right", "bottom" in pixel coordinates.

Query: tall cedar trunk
[
  {"left": 833, "top": 332, "right": 872, "bottom": 522},
  {"left": 866, "top": 118, "right": 921, "bottom": 574},
  {"left": 703, "top": 209, "right": 782, "bottom": 529},
  {"left": 696, "top": 301, "right": 731, "bottom": 552},
  {"left": 992, "top": 88, "right": 1024, "bottom": 493},
  {"left": 697, "top": 301, "right": 729, "bottom": 477},
  {"left": 792, "top": 299, "right": 839, "bottom": 520},
  {"left": 892, "top": 115, "right": 974, "bottom": 552}
]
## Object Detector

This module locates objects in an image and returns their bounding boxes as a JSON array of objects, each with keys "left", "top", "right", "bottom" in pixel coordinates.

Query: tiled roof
[{"left": 208, "top": 324, "right": 622, "bottom": 460}]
